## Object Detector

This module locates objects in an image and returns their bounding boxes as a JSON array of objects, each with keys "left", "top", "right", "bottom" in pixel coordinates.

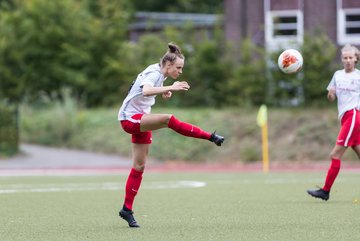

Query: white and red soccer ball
[{"left": 277, "top": 49, "right": 303, "bottom": 74}]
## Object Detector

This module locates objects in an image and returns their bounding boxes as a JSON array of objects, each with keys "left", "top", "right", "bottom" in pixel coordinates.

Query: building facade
[
  {"left": 224, "top": 0, "right": 360, "bottom": 51},
  {"left": 128, "top": 12, "right": 221, "bottom": 42}
]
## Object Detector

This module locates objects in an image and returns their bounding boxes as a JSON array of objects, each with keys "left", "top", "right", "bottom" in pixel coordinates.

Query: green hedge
[{"left": 0, "top": 103, "right": 19, "bottom": 156}]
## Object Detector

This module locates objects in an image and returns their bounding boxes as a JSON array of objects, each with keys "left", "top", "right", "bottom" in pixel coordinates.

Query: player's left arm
[{"left": 162, "top": 91, "right": 172, "bottom": 100}]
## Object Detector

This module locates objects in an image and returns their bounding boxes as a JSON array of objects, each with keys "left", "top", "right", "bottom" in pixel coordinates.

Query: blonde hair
[
  {"left": 341, "top": 44, "right": 360, "bottom": 64},
  {"left": 160, "top": 43, "right": 184, "bottom": 66}
]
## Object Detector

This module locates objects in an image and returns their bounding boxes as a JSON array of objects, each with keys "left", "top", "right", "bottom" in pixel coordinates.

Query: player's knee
[
  {"left": 133, "top": 162, "right": 145, "bottom": 172},
  {"left": 133, "top": 158, "right": 146, "bottom": 171},
  {"left": 329, "top": 152, "right": 340, "bottom": 160},
  {"left": 166, "top": 114, "right": 174, "bottom": 125}
]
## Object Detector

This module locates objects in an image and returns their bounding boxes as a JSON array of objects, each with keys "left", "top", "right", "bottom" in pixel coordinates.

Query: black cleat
[
  {"left": 209, "top": 131, "right": 225, "bottom": 146},
  {"left": 307, "top": 188, "right": 330, "bottom": 201},
  {"left": 119, "top": 208, "right": 140, "bottom": 228}
]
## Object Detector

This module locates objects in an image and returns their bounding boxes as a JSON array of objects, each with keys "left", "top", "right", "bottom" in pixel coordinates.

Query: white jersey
[
  {"left": 327, "top": 68, "right": 360, "bottom": 119},
  {"left": 118, "top": 64, "right": 166, "bottom": 122}
]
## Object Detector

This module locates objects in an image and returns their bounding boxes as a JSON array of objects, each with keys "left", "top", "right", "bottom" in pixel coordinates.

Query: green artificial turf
[{"left": 1, "top": 171, "right": 360, "bottom": 241}]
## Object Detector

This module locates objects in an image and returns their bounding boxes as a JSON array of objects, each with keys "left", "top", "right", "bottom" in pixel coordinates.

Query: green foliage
[
  {"left": 0, "top": 102, "right": 19, "bottom": 156},
  {"left": 268, "top": 49, "right": 305, "bottom": 106},
  {"left": 266, "top": 32, "right": 337, "bottom": 107},
  {"left": 21, "top": 89, "right": 79, "bottom": 145},
  {"left": 127, "top": 29, "right": 338, "bottom": 109},
  {"left": 20, "top": 99, "right": 349, "bottom": 163},
  {"left": 137, "top": 35, "right": 167, "bottom": 67},
  {"left": 120, "top": 24, "right": 232, "bottom": 108},
  {"left": 225, "top": 39, "right": 267, "bottom": 106},
  {"left": 20, "top": 100, "right": 227, "bottom": 161},
  {"left": 301, "top": 33, "right": 337, "bottom": 106},
  {"left": 180, "top": 40, "right": 230, "bottom": 107},
  {"left": 0, "top": 0, "right": 131, "bottom": 106},
  {"left": 78, "top": 0, "right": 133, "bottom": 107},
  {"left": 0, "top": 1, "right": 346, "bottom": 108}
]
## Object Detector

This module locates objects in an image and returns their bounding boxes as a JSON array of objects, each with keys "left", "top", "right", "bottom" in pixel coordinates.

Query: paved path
[
  {"left": 0, "top": 144, "right": 263, "bottom": 175},
  {"left": 0, "top": 144, "right": 133, "bottom": 169},
  {"left": 1, "top": 144, "right": 360, "bottom": 176},
  {"left": 0, "top": 144, "right": 137, "bottom": 175}
]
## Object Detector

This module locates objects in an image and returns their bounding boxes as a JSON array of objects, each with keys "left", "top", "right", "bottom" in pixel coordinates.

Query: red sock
[
  {"left": 323, "top": 158, "right": 341, "bottom": 191},
  {"left": 167, "top": 115, "right": 211, "bottom": 140},
  {"left": 124, "top": 168, "right": 143, "bottom": 210}
]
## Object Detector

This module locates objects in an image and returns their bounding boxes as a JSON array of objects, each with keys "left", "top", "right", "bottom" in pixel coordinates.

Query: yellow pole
[
  {"left": 262, "top": 123, "right": 269, "bottom": 173},
  {"left": 257, "top": 104, "right": 269, "bottom": 173}
]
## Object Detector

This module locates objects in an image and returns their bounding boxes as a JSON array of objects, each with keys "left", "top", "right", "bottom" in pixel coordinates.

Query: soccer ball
[{"left": 277, "top": 49, "right": 303, "bottom": 74}]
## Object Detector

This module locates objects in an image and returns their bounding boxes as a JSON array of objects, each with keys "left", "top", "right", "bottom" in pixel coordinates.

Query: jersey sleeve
[
  {"left": 140, "top": 71, "right": 161, "bottom": 87},
  {"left": 327, "top": 72, "right": 337, "bottom": 91}
]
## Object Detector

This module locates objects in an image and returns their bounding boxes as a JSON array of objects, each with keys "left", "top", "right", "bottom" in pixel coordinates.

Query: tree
[
  {"left": 225, "top": 39, "right": 267, "bottom": 106},
  {"left": 301, "top": 32, "right": 337, "bottom": 106},
  {"left": 0, "top": 0, "right": 132, "bottom": 106}
]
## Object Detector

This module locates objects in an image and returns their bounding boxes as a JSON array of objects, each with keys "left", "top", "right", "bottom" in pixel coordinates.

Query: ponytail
[{"left": 160, "top": 42, "right": 184, "bottom": 66}]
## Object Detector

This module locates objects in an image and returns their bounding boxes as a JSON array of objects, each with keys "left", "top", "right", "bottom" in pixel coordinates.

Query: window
[
  {"left": 338, "top": 8, "right": 360, "bottom": 44},
  {"left": 265, "top": 10, "right": 303, "bottom": 51},
  {"left": 273, "top": 16, "right": 298, "bottom": 36}
]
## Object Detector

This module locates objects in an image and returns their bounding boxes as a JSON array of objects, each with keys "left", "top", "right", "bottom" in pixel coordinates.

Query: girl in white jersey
[
  {"left": 307, "top": 44, "right": 360, "bottom": 201},
  {"left": 118, "top": 43, "right": 225, "bottom": 227}
]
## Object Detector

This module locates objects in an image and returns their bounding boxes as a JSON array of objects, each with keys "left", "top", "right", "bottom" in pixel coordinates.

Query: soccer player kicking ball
[
  {"left": 307, "top": 44, "right": 360, "bottom": 201},
  {"left": 117, "top": 43, "right": 225, "bottom": 227}
]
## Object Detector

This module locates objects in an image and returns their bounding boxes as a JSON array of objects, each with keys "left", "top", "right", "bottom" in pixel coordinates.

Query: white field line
[{"left": 0, "top": 181, "right": 207, "bottom": 195}]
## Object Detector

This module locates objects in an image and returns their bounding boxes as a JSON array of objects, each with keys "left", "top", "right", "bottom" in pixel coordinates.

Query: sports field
[{"left": 1, "top": 170, "right": 360, "bottom": 241}]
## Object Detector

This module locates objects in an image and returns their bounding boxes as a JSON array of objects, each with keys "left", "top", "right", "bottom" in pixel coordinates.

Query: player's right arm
[
  {"left": 327, "top": 73, "right": 337, "bottom": 102},
  {"left": 327, "top": 89, "right": 336, "bottom": 102},
  {"left": 142, "top": 81, "right": 190, "bottom": 96}
]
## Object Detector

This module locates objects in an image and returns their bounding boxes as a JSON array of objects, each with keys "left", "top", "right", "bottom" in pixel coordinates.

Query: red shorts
[
  {"left": 337, "top": 109, "right": 360, "bottom": 147},
  {"left": 120, "top": 114, "right": 152, "bottom": 144}
]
